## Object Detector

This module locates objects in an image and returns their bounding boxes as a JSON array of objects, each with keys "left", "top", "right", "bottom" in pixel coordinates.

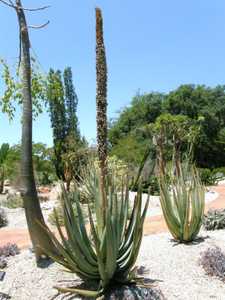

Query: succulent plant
[
  {"left": 203, "top": 209, "right": 225, "bottom": 231},
  {"left": 199, "top": 246, "right": 225, "bottom": 281},
  {"left": 43, "top": 172, "right": 149, "bottom": 298},
  {"left": 159, "top": 162, "right": 205, "bottom": 242},
  {"left": 0, "top": 208, "right": 8, "bottom": 228}
]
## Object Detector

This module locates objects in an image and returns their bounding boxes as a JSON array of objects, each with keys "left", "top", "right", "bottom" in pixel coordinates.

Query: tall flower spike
[{"left": 96, "top": 7, "right": 108, "bottom": 216}]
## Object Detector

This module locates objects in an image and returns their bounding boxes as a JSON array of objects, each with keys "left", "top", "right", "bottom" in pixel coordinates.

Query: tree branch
[
  {"left": 28, "top": 20, "right": 50, "bottom": 29},
  {"left": 0, "top": 0, "right": 50, "bottom": 12},
  {"left": 22, "top": 5, "right": 50, "bottom": 12},
  {"left": 0, "top": 0, "right": 15, "bottom": 8}
]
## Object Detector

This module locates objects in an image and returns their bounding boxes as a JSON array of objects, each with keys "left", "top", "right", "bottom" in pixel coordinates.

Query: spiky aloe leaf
[{"left": 159, "top": 162, "right": 205, "bottom": 242}]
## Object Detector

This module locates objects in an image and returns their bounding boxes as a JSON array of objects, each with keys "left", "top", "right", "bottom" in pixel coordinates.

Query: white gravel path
[{"left": 1, "top": 230, "right": 225, "bottom": 299}]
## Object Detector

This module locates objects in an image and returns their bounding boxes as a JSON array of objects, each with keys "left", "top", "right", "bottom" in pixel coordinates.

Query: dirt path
[{"left": 0, "top": 184, "right": 224, "bottom": 249}]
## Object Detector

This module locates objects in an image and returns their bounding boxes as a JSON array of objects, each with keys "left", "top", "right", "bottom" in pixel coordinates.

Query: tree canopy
[{"left": 109, "top": 84, "right": 225, "bottom": 168}]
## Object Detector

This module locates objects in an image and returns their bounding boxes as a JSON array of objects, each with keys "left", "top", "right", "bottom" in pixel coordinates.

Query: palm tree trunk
[{"left": 15, "top": 0, "right": 57, "bottom": 263}]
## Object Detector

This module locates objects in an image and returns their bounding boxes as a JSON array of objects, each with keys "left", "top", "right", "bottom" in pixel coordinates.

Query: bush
[
  {"left": 203, "top": 209, "right": 225, "bottom": 231},
  {"left": 131, "top": 175, "right": 160, "bottom": 195},
  {"left": 0, "top": 243, "right": 20, "bottom": 257},
  {"left": 199, "top": 168, "right": 217, "bottom": 186},
  {"left": 199, "top": 247, "right": 225, "bottom": 281},
  {"left": 2, "top": 194, "right": 24, "bottom": 209},
  {"left": 0, "top": 243, "right": 20, "bottom": 270},
  {"left": 0, "top": 208, "right": 8, "bottom": 228}
]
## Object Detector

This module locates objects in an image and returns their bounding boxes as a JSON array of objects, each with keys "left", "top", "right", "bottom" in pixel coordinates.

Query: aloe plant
[
  {"left": 43, "top": 173, "right": 149, "bottom": 298},
  {"left": 159, "top": 162, "right": 205, "bottom": 242}
]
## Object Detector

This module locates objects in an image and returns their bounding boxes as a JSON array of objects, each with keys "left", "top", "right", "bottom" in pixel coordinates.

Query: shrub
[
  {"left": 0, "top": 243, "right": 20, "bottom": 257},
  {"left": 159, "top": 163, "right": 205, "bottom": 242},
  {"left": 199, "top": 167, "right": 225, "bottom": 186},
  {"left": 199, "top": 247, "right": 225, "bottom": 281},
  {"left": 131, "top": 175, "right": 160, "bottom": 195},
  {"left": 203, "top": 209, "right": 225, "bottom": 231},
  {"left": 198, "top": 168, "right": 217, "bottom": 186},
  {"left": 2, "top": 194, "right": 24, "bottom": 209},
  {"left": 0, "top": 243, "right": 20, "bottom": 269},
  {"left": 0, "top": 208, "right": 8, "bottom": 228}
]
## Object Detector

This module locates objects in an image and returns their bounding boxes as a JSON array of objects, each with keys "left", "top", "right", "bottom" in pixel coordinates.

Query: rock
[
  {"left": 0, "top": 271, "right": 6, "bottom": 281},
  {"left": 104, "top": 285, "right": 166, "bottom": 300},
  {"left": 0, "top": 292, "right": 10, "bottom": 299}
]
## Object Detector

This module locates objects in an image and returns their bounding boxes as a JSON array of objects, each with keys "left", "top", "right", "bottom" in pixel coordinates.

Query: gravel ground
[{"left": 1, "top": 229, "right": 225, "bottom": 299}]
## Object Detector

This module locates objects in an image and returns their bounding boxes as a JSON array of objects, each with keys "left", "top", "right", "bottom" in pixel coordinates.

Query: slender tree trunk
[
  {"left": 15, "top": 0, "right": 57, "bottom": 263},
  {"left": 96, "top": 8, "right": 108, "bottom": 219},
  {"left": 0, "top": 167, "right": 4, "bottom": 194}
]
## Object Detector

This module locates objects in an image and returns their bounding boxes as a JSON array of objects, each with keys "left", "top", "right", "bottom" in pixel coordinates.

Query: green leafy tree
[
  {"left": 164, "top": 84, "right": 225, "bottom": 167},
  {"left": 63, "top": 67, "right": 80, "bottom": 140},
  {"left": 47, "top": 67, "right": 86, "bottom": 190},
  {"left": 109, "top": 85, "right": 225, "bottom": 169},
  {"left": 47, "top": 69, "right": 67, "bottom": 180}
]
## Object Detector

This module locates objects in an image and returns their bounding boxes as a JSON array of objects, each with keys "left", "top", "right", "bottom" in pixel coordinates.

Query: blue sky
[{"left": 0, "top": 0, "right": 225, "bottom": 146}]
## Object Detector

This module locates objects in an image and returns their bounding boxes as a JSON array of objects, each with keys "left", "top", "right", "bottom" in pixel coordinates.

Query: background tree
[
  {"left": 64, "top": 67, "right": 80, "bottom": 140},
  {"left": 109, "top": 85, "right": 225, "bottom": 169},
  {"left": 47, "top": 69, "right": 67, "bottom": 180},
  {"left": 47, "top": 67, "right": 86, "bottom": 190}
]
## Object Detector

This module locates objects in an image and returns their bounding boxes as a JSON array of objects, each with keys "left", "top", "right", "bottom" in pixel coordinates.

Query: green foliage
[
  {"left": 78, "top": 157, "right": 129, "bottom": 203},
  {"left": 0, "top": 143, "right": 10, "bottom": 193},
  {"left": 109, "top": 85, "right": 225, "bottom": 169},
  {"left": 2, "top": 194, "right": 24, "bottom": 209},
  {"left": 203, "top": 209, "right": 225, "bottom": 231},
  {"left": 43, "top": 172, "right": 149, "bottom": 298},
  {"left": 0, "top": 58, "right": 45, "bottom": 119},
  {"left": 64, "top": 67, "right": 80, "bottom": 139},
  {"left": 109, "top": 92, "right": 163, "bottom": 147},
  {"left": 198, "top": 168, "right": 225, "bottom": 186},
  {"left": 159, "top": 163, "right": 205, "bottom": 242},
  {"left": 131, "top": 175, "right": 159, "bottom": 195},
  {"left": 47, "top": 68, "right": 85, "bottom": 186},
  {"left": 32, "top": 143, "right": 56, "bottom": 185},
  {"left": 198, "top": 169, "right": 217, "bottom": 186},
  {"left": 48, "top": 198, "right": 89, "bottom": 227}
]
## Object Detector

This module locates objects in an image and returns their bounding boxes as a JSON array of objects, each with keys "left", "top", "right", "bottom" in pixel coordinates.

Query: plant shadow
[{"left": 170, "top": 235, "right": 210, "bottom": 247}]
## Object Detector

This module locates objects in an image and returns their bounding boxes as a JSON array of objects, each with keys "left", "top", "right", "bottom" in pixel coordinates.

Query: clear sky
[{"left": 0, "top": 0, "right": 225, "bottom": 146}]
